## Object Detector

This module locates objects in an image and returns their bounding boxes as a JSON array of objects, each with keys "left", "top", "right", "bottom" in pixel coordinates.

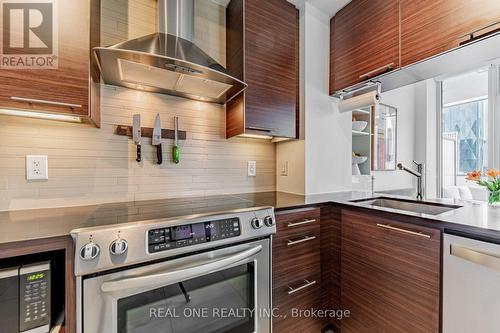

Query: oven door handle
[{"left": 100, "top": 245, "right": 262, "bottom": 293}]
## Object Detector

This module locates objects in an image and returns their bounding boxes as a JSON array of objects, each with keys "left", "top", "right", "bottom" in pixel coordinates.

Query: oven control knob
[
  {"left": 264, "top": 216, "right": 275, "bottom": 227},
  {"left": 80, "top": 242, "right": 100, "bottom": 261},
  {"left": 251, "top": 217, "right": 263, "bottom": 229},
  {"left": 110, "top": 239, "right": 128, "bottom": 256}
]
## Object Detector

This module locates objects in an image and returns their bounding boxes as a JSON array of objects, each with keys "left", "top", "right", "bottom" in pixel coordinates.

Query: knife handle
[
  {"left": 136, "top": 144, "right": 142, "bottom": 162},
  {"left": 172, "top": 145, "right": 180, "bottom": 164},
  {"left": 156, "top": 143, "right": 163, "bottom": 165}
]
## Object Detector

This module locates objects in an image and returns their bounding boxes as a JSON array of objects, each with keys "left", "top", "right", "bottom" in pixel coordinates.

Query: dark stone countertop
[{"left": 2, "top": 191, "right": 500, "bottom": 244}]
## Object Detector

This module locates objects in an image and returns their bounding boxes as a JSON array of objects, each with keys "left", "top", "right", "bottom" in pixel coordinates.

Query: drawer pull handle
[
  {"left": 287, "top": 219, "right": 317, "bottom": 228},
  {"left": 11, "top": 96, "right": 82, "bottom": 109},
  {"left": 376, "top": 223, "right": 431, "bottom": 239},
  {"left": 287, "top": 279, "right": 317, "bottom": 295},
  {"left": 287, "top": 235, "right": 316, "bottom": 246},
  {"left": 359, "top": 63, "right": 394, "bottom": 79},
  {"left": 458, "top": 19, "right": 500, "bottom": 41}
]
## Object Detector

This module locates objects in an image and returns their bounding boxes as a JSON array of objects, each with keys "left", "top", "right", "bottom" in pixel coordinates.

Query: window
[
  {"left": 441, "top": 68, "right": 489, "bottom": 188},
  {"left": 442, "top": 98, "right": 488, "bottom": 174}
]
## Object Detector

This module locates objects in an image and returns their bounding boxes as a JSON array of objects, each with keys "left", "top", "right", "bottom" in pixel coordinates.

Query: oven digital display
[
  {"left": 171, "top": 225, "right": 193, "bottom": 241},
  {"left": 171, "top": 222, "right": 207, "bottom": 241},
  {"left": 148, "top": 218, "right": 241, "bottom": 253}
]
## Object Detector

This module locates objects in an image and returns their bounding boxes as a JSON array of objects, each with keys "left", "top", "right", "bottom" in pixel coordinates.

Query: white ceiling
[{"left": 306, "top": 0, "right": 352, "bottom": 18}]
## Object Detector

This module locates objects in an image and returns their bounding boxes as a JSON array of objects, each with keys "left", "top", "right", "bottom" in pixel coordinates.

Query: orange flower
[
  {"left": 487, "top": 168, "right": 500, "bottom": 179},
  {"left": 466, "top": 170, "right": 482, "bottom": 181}
]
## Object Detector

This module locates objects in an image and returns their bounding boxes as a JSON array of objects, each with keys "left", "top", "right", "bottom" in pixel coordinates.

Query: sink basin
[{"left": 351, "top": 197, "right": 461, "bottom": 216}]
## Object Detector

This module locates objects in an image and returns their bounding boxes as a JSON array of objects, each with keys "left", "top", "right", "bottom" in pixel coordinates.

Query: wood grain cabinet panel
[
  {"left": 319, "top": 206, "right": 341, "bottom": 330},
  {"left": 340, "top": 209, "right": 441, "bottom": 333},
  {"left": 272, "top": 207, "right": 323, "bottom": 332},
  {"left": 332, "top": 0, "right": 399, "bottom": 92},
  {"left": 401, "top": 0, "right": 500, "bottom": 66},
  {"left": 226, "top": 0, "right": 299, "bottom": 139},
  {"left": 0, "top": 0, "right": 92, "bottom": 118}
]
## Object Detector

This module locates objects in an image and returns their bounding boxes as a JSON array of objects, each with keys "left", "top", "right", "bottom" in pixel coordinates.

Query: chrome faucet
[{"left": 397, "top": 161, "right": 424, "bottom": 200}]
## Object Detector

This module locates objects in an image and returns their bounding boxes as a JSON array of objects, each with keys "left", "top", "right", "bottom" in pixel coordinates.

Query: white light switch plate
[
  {"left": 26, "top": 155, "right": 48, "bottom": 180},
  {"left": 281, "top": 161, "right": 289, "bottom": 176},
  {"left": 247, "top": 161, "right": 256, "bottom": 177}
]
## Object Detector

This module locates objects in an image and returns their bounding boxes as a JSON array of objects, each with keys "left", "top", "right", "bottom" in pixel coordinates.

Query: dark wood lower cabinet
[
  {"left": 340, "top": 209, "right": 441, "bottom": 333},
  {"left": 320, "top": 206, "right": 341, "bottom": 331},
  {"left": 273, "top": 207, "right": 324, "bottom": 332}
]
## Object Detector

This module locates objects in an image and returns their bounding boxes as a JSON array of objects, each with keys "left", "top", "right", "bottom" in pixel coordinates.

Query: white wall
[
  {"left": 443, "top": 69, "right": 488, "bottom": 105},
  {"left": 415, "top": 79, "right": 439, "bottom": 198},
  {"left": 303, "top": 3, "right": 352, "bottom": 194},
  {"left": 277, "top": 1, "right": 351, "bottom": 195}
]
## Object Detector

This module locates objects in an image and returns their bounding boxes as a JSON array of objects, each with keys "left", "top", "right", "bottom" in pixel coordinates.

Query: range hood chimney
[{"left": 94, "top": 0, "right": 246, "bottom": 104}]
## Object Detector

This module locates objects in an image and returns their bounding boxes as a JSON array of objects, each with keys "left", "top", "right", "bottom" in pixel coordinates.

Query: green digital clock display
[{"left": 27, "top": 273, "right": 45, "bottom": 281}]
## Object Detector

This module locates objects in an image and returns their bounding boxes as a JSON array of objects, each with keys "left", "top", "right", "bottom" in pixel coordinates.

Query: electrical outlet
[
  {"left": 247, "top": 161, "right": 256, "bottom": 177},
  {"left": 26, "top": 155, "right": 48, "bottom": 180}
]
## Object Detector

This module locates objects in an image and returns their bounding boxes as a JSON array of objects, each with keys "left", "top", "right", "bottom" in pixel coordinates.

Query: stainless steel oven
[{"left": 72, "top": 207, "right": 275, "bottom": 333}]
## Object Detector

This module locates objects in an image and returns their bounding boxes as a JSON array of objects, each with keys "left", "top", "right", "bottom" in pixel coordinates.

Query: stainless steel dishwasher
[{"left": 443, "top": 233, "right": 500, "bottom": 333}]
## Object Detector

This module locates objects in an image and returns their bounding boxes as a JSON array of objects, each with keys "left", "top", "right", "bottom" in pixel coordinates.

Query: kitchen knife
[
  {"left": 172, "top": 116, "right": 180, "bottom": 164},
  {"left": 133, "top": 114, "right": 142, "bottom": 162},
  {"left": 152, "top": 113, "right": 162, "bottom": 165}
]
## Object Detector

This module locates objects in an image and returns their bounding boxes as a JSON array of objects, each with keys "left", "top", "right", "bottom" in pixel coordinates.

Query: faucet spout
[{"left": 397, "top": 162, "right": 424, "bottom": 200}]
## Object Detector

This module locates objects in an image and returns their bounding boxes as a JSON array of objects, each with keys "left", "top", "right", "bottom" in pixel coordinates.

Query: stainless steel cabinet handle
[
  {"left": 450, "top": 244, "right": 500, "bottom": 273},
  {"left": 287, "top": 279, "right": 317, "bottom": 295},
  {"left": 287, "top": 219, "right": 317, "bottom": 228},
  {"left": 287, "top": 235, "right": 316, "bottom": 246},
  {"left": 246, "top": 126, "right": 273, "bottom": 132},
  {"left": 359, "top": 63, "right": 394, "bottom": 79},
  {"left": 376, "top": 223, "right": 431, "bottom": 239},
  {"left": 11, "top": 96, "right": 82, "bottom": 109},
  {"left": 458, "top": 19, "right": 500, "bottom": 41}
]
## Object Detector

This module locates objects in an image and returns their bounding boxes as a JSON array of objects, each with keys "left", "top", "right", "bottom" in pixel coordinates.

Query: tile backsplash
[{"left": 0, "top": 86, "right": 276, "bottom": 211}]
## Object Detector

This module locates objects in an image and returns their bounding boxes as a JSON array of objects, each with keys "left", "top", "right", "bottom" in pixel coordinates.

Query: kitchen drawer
[
  {"left": 273, "top": 232, "right": 321, "bottom": 288},
  {"left": 275, "top": 207, "right": 320, "bottom": 239},
  {"left": 273, "top": 274, "right": 323, "bottom": 333}
]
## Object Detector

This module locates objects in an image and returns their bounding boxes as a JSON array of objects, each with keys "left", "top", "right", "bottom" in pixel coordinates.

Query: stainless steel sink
[{"left": 352, "top": 197, "right": 461, "bottom": 216}]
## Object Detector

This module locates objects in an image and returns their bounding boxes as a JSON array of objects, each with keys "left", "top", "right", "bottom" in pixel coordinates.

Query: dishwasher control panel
[{"left": 148, "top": 217, "right": 241, "bottom": 253}]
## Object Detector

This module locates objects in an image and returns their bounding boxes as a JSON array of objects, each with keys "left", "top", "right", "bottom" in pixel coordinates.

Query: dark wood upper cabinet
[
  {"left": 226, "top": 0, "right": 299, "bottom": 139},
  {"left": 330, "top": 0, "right": 500, "bottom": 93},
  {"left": 0, "top": 0, "right": 98, "bottom": 123},
  {"left": 341, "top": 209, "right": 441, "bottom": 333},
  {"left": 401, "top": 0, "right": 500, "bottom": 66},
  {"left": 332, "top": 0, "right": 400, "bottom": 92}
]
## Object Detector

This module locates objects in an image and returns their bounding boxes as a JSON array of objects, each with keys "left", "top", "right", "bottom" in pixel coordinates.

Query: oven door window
[{"left": 117, "top": 263, "right": 255, "bottom": 333}]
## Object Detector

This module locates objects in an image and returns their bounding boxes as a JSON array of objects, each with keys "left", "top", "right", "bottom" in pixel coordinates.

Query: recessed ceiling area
[
  {"left": 311, "top": 0, "right": 351, "bottom": 17},
  {"left": 288, "top": 0, "right": 352, "bottom": 17}
]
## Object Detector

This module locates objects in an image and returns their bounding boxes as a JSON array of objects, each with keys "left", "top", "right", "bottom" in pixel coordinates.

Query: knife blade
[
  {"left": 133, "top": 114, "right": 142, "bottom": 162},
  {"left": 152, "top": 113, "right": 162, "bottom": 165}
]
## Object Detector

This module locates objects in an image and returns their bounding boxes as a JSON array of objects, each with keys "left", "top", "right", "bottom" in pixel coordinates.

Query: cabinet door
[
  {"left": 244, "top": 0, "right": 298, "bottom": 138},
  {"left": 401, "top": 0, "right": 500, "bottom": 66},
  {"left": 333, "top": 0, "right": 399, "bottom": 92},
  {"left": 0, "top": 0, "right": 89, "bottom": 116},
  {"left": 341, "top": 209, "right": 441, "bottom": 333}
]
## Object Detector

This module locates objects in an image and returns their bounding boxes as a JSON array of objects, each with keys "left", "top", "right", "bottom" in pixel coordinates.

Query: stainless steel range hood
[{"left": 94, "top": 0, "right": 246, "bottom": 104}]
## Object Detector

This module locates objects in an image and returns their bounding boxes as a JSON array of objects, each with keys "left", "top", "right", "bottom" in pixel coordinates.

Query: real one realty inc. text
[{"left": 149, "top": 307, "right": 351, "bottom": 320}]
